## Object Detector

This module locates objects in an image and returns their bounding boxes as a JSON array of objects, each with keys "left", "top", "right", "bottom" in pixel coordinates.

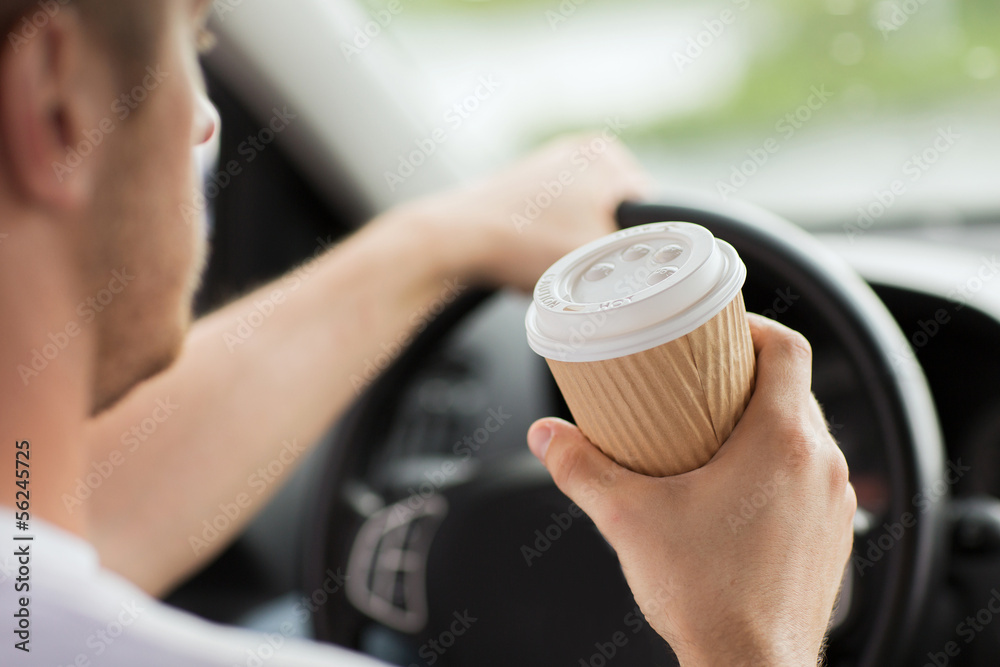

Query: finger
[
  {"left": 706, "top": 315, "right": 818, "bottom": 470},
  {"left": 597, "top": 145, "right": 656, "bottom": 202},
  {"left": 527, "top": 417, "right": 631, "bottom": 519},
  {"left": 743, "top": 313, "right": 815, "bottom": 417},
  {"left": 614, "top": 173, "right": 657, "bottom": 206}
]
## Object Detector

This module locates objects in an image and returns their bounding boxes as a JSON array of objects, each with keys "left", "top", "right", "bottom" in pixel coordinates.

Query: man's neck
[{"left": 0, "top": 214, "right": 94, "bottom": 539}]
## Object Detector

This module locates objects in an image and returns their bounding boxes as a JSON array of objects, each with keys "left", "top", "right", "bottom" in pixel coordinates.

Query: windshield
[{"left": 356, "top": 0, "right": 1000, "bottom": 231}]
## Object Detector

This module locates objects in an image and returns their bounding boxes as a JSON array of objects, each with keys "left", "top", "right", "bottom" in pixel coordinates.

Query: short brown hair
[{"left": 2, "top": 0, "right": 164, "bottom": 76}]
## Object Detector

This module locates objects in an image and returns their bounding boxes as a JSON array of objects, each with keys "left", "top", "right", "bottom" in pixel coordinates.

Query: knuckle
[
  {"left": 559, "top": 132, "right": 595, "bottom": 152},
  {"left": 774, "top": 422, "right": 853, "bottom": 501},
  {"left": 778, "top": 330, "right": 813, "bottom": 363},
  {"left": 771, "top": 418, "right": 820, "bottom": 467},
  {"left": 601, "top": 140, "right": 627, "bottom": 160},
  {"left": 776, "top": 421, "right": 822, "bottom": 479},
  {"left": 845, "top": 482, "right": 859, "bottom": 517},
  {"left": 780, "top": 436, "right": 820, "bottom": 473},
  {"left": 827, "top": 449, "right": 851, "bottom": 492}
]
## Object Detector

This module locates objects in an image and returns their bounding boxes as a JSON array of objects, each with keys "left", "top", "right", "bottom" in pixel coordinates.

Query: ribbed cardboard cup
[{"left": 525, "top": 222, "right": 756, "bottom": 477}]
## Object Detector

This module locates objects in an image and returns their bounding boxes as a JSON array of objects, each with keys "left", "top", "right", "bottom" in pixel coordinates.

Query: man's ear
[{"left": 0, "top": 8, "right": 113, "bottom": 211}]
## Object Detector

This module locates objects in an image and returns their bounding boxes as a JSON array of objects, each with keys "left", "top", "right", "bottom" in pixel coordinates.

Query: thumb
[{"left": 527, "top": 418, "right": 630, "bottom": 519}]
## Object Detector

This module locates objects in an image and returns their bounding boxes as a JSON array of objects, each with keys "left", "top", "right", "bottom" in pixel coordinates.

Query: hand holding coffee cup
[{"left": 525, "top": 222, "right": 756, "bottom": 477}]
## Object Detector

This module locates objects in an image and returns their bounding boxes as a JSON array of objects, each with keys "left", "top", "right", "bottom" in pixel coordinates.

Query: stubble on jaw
[
  {"left": 89, "top": 304, "right": 189, "bottom": 417},
  {"left": 92, "top": 234, "right": 210, "bottom": 417},
  {"left": 87, "top": 212, "right": 210, "bottom": 418}
]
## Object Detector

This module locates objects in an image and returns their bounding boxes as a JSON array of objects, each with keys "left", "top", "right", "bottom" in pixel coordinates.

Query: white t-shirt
[{"left": 0, "top": 518, "right": 387, "bottom": 666}]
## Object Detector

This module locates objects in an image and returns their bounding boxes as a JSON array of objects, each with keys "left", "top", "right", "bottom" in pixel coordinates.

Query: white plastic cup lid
[{"left": 525, "top": 222, "right": 746, "bottom": 362}]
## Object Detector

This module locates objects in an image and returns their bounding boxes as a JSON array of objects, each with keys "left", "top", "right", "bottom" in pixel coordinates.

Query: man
[{"left": 0, "top": 0, "right": 855, "bottom": 665}]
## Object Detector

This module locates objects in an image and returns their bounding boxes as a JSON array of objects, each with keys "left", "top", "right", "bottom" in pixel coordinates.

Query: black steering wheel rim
[
  {"left": 615, "top": 198, "right": 946, "bottom": 665},
  {"left": 303, "top": 198, "right": 946, "bottom": 667}
]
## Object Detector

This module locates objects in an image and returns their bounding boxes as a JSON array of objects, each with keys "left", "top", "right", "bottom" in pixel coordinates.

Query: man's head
[
  {"left": 0, "top": 0, "right": 217, "bottom": 414},
  {"left": 2, "top": 0, "right": 165, "bottom": 71}
]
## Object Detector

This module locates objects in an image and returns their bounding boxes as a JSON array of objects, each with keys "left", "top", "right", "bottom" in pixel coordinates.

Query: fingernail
[{"left": 527, "top": 424, "right": 553, "bottom": 462}]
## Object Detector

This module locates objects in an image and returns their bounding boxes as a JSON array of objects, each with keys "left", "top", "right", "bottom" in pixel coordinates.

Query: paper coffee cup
[{"left": 525, "top": 222, "right": 756, "bottom": 477}]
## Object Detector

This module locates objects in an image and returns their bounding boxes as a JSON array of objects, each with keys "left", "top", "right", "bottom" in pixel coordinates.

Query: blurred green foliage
[
  {"left": 374, "top": 0, "right": 1000, "bottom": 142},
  {"left": 641, "top": 0, "right": 1000, "bottom": 142}
]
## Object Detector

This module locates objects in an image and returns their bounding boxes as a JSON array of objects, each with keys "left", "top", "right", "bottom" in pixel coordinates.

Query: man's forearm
[{"left": 81, "top": 210, "right": 470, "bottom": 595}]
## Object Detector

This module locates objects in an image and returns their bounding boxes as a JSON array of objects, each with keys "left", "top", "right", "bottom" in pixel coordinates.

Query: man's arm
[
  {"left": 82, "top": 136, "right": 650, "bottom": 596},
  {"left": 527, "top": 315, "right": 856, "bottom": 666}
]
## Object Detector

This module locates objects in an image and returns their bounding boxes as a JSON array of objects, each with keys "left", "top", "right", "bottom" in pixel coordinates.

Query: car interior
[{"left": 166, "top": 1, "right": 1000, "bottom": 665}]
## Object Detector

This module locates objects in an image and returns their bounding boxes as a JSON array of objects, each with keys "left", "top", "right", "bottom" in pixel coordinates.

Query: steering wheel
[{"left": 302, "top": 198, "right": 946, "bottom": 667}]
